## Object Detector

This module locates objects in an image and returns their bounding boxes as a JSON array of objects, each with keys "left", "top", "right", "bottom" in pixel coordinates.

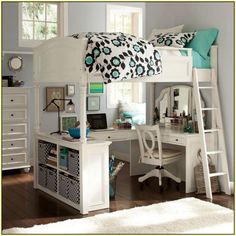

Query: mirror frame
[
  {"left": 8, "top": 56, "right": 23, "bottom": 72},
  {"left": 170, "top": 85, "right": 192, "bottom": 117},
  {"left": 155, "top": 85, "right": 205, "bottom": 123}
]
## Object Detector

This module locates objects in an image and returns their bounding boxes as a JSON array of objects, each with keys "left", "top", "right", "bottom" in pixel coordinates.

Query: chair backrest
[{"left": 135, "top": 124, "right": 163, "bottom": 166}]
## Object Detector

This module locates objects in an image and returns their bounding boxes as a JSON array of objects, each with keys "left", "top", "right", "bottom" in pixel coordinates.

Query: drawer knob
[
  {"left": 11, "top": 99, "right": 14, "bottom": 102},
  {"left": 11, "top": 128, "right": 14, "bottom": 132},
  {"left": 155, "top": 136, "right": 157, "bottom": 138},
  {"left": 11, "top": 158, "right": 13, "bottom": 161},
  {"left": 11, "top": 143, "right": 14, "bottom": 146},
  {"left": 11, "top": 114, "right": 14, "bottom": 117},
  {"left": 175, "top": 139, "right": 178, "bottom": 141},
  {"left": 108, "top": 136, "right": 111, "bottom": 139}
]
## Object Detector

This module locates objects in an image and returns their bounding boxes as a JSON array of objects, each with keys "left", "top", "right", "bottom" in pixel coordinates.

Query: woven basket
[{"left": 194, "top": 150, "right": 220, "bottom": 194}]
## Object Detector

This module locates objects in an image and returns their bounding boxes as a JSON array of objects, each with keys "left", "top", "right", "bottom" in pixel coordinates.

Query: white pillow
[{"left": 148, "top": 24, "right": 184, "bottom": 41}]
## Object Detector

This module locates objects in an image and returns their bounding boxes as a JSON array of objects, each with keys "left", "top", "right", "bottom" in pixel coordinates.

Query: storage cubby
[
  {"left": 38, "top": 140, "right": 57, "bottom": 167},
  {"left": 59, "top": 172, "right": 80, "bottom": 204},
  {"left": 36, "top": 134, "right": 110, "bottom": 214},
  {"left": 68, "top": 176, "right": 80, "bottom": 204},
  {"left": 46, "top": 167, "right": 57, "bottom": 192},
  {"left": 68, "top": 150, "right": 80, "bottom": 176}
]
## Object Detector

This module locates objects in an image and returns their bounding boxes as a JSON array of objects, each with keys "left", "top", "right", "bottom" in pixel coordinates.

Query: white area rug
[{"left": 3, "top": 198, "right": 233, "bottom": 234}]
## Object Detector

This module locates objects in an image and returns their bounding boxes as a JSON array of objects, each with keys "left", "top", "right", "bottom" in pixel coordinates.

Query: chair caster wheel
[{"left": 24, "top": 167, "right": 30, "bottom": 173}]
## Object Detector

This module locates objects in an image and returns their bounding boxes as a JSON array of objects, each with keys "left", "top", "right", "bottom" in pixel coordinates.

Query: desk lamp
[{"left": 43, "top": 99, "right": 75, "bottom": 135}]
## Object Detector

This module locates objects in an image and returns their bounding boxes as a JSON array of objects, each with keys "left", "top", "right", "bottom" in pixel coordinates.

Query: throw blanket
[{"left": 71, "top": 32, "right": 162, "bottom": 83}]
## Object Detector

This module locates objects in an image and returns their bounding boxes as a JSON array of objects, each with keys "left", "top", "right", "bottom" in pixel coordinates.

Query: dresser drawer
[
  {"left": 3, "top": 94, "right": 27, "bottom": 107},
  {"left": 3, "top": 124, "right": 27, "bottom": 136},
  {"left": 3, "top": 110, "right": 27, "bottom": 122},
  {"left": 162, "top": 135, "right": 185, "bottom": 145},
  {"left": 3, "top": 138, "right": 27, "bottom": 152},
  {"left": 2, "top": 153, "right": 27, "bottom": 165}
]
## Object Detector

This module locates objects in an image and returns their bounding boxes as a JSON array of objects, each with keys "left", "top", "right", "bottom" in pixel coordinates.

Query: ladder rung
[
  {"left": 204, "top": 129, "right": 220, "bottom": 133},
  {"left": 209, "top": 172, "right": 226, "bottom": 178},
  {"left": 199, "top": 86, "right": 214, "bottom": 89},
  {"left": 206, "top": 150, "right": 222, "bottom": 155},
  {"left": 201, "top": 108, "right": 217, "bottom": 111}
]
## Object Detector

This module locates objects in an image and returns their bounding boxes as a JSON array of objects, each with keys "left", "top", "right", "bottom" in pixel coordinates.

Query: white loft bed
[
  {"left": 33, "top": 36, "right": 220, "bottom": 212},
  {"left": 34, "top": 36, "right": 217, "bottom": 141}
]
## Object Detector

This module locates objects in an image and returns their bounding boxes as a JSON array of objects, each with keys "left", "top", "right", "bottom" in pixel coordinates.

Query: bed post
[
  {"left": 79, "top": 79, "right": 87, "bottom": 143},
  {"left": 210, "top": 45, "right": 218, "bottom": 76},
  {"left": 33, "top": 51, "right": 40, "bottom": 189},
  {"left": 79, "top": 39, "right": 89, "bottom": 144},
  {"left": 148, "top": 83, "right": 155, "bottom": 125}
]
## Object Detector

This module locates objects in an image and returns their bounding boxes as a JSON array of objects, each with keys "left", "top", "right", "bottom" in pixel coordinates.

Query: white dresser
[{"left": 2, "top": 87, "right": 31, "bottom": 172}]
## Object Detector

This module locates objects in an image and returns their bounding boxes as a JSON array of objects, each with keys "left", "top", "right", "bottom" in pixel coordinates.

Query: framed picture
[
  {"left": 87, "top": 96, "right": 100, "bottom": 111},
  {"left": 46, "top": 87, "right": 65, "bottom": 112},
  {"left": 60, "top": 115, "right": 78, "bottom": 131},
  {"left": 66, "top": 84, "right": 75, "bottom": 97},
  {"left": 88, "top": 82, "right": 104, "bottom": 95},
  {"left": 2, "top": 78, "right": 8, "bottom": 87},
  {"left": 2, "top": 76, "right": 13, "bottom": 87}
]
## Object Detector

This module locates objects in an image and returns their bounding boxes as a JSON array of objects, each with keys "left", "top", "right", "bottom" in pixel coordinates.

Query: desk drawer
[
  {"left": 162, "top": 135, "right": 185, "bottom": 145},
  {"left": 91, "top": 130, "right": 137, "bottom": 141},
  {"left": 2, "top": 153, "right": 27, "bottom": 165},
  {"left": 3, "top": 94, "right": 27, "bottom": 107},
  {"left": 3, "top": 110, "right": 27, "bottom": 122},
  {"left": 3, "top": 124, "right": 27, "bottom": 136}
]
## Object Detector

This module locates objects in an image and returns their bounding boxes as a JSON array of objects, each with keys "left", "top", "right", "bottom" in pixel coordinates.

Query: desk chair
[{"left": 136, "top": 124, "right": 183, "bottom": 191}]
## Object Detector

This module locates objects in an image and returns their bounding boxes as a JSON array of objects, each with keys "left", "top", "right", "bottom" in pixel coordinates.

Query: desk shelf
[{"left": 35, "top": 133, "right": 111, "bottom": 214}]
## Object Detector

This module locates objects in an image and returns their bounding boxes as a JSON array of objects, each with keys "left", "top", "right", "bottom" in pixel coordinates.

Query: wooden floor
[{"left": 2, "top": 164, "right": 234, "bottom": 230}]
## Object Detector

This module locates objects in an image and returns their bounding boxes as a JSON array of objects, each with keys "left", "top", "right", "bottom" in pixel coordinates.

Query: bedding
[
  {"left": 180, "top": 49, "right": 210, "bottom": 68},
  {"left": 71, "top": 32, "right": 162, "bottom": 84},
  {"left": 149, "top": 32, "right": 195, "bottom": 48},
  {"left": 148, "top": 24, "right": 184, "bottom": 41},
  {"left": 185, "top": 28, "right": 218, "bottom": 59},
  {"left": 118, "top": 101, "right": 146, "bottom": 125}
]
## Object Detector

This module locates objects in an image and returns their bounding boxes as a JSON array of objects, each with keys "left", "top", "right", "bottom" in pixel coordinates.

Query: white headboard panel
[{"left": 34, "top": 37, "right": 87, "bottom": 83}]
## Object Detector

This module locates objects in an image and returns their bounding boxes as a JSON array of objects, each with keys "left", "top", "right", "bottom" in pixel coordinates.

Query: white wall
[{"left": 146, "top": 2, "right": 234, "bottom": 180}]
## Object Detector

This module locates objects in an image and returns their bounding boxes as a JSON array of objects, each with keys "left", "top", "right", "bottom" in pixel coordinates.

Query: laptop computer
[{"left": 87, "top": 113, "right": 114, "bottom": 131}]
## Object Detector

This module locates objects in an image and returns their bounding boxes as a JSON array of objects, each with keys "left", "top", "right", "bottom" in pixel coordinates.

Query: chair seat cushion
[{"left": 144, "top": 148, "right": 182, "bottom": 159}]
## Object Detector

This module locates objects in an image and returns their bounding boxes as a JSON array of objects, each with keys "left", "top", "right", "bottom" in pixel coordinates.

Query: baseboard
[{"left": 230, "top": 181, "right": 234, "bottom": 195}]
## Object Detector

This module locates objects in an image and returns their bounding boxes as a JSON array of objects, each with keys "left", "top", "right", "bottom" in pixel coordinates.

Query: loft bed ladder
[{"left": 193, "top": 68, "right": 231, "bottom": 199}]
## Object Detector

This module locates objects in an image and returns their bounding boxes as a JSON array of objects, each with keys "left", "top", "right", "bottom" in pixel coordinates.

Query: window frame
[
  {"left": 106, "top": 4, "right": 143, "bottom": 38},
  {"left": 106, "top": 4, "right": 145, "bottom": 109},
  {"left": 106, "top": 82, "right": 145, "bottom": 109},
  {"left": 18, "top": 2, "right": 68, "bottom": 48}
]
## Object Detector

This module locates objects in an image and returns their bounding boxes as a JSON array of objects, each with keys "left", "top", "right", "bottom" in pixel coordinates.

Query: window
[
  {"left": 106, "top": 5, "right": 143, "bottom": 37},
  {"left": 106, "top": 5, "right": 144, "bottom": 108},
  {"left": 18, "top": 2, "right": 68, "bottom": 47},
  {"left": 107, "top": 82, "right": 144, "bottom": 108}
]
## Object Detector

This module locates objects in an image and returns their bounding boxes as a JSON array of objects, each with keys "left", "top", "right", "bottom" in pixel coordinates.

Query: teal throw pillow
[{"left": 186, "top": 28, "right": 218, "bottom": 59}]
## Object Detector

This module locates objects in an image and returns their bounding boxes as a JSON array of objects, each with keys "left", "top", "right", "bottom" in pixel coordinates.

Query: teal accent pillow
[{"left": 185, "top": 28, "right": 218, "bottom": 59}]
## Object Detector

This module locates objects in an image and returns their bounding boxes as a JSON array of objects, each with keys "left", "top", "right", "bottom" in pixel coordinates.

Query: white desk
[{"left": 90, "top": 127, "right": 214, "bottom": 193}]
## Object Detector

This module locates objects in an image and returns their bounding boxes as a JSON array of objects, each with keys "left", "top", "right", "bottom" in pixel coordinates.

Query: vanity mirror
[{"left": 155, "top": 85, "right": 205, "bottom": 123}]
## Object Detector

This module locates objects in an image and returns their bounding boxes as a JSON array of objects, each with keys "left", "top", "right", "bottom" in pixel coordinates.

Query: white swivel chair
[{"left": 136, "top": 124, "right": 183, "bottom": 191}]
